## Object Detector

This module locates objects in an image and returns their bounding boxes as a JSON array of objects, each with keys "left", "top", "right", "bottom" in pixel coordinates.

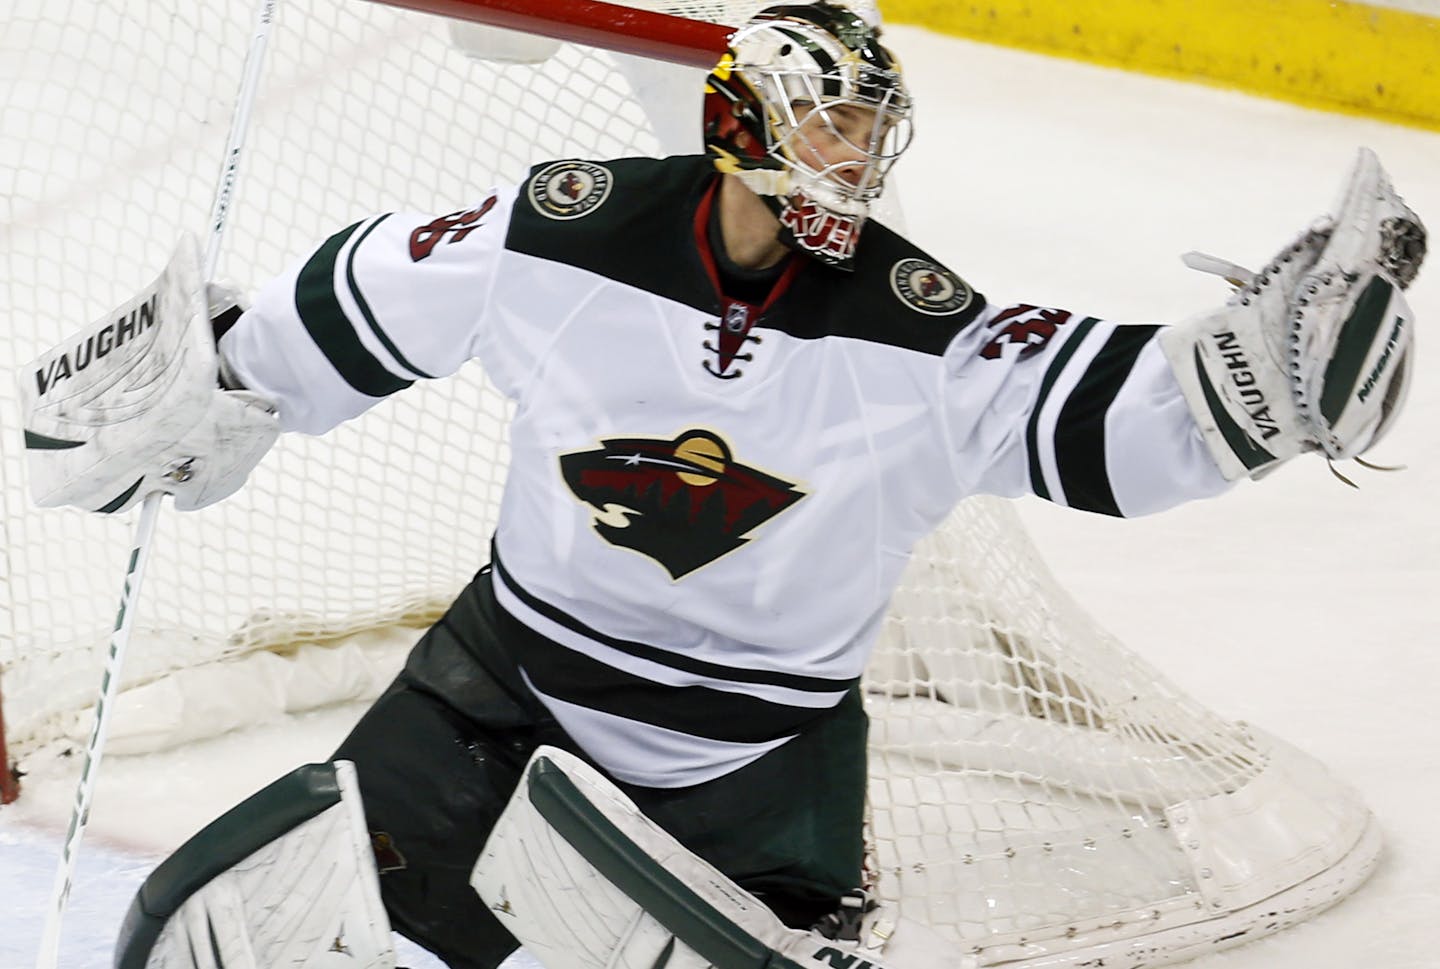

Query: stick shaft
[
  {"left": 205, "top": 0, "right": 277, "bottom": 279},
  {"left": 34, "top": 494, "right": 162, "bottom": 969}
]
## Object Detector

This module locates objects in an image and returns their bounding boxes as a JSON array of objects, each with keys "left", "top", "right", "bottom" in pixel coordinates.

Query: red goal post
[
  {"left": 0, "top": 683, "right": 17, "bottom": 804},
  {"left": 366, "top": 0, "right": 732, "bottom": 65}
]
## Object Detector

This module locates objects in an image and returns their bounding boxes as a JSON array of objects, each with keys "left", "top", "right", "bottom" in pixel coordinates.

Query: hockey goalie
[{"left": 19, "top": 4, "right": 1424, "bottom": 969}]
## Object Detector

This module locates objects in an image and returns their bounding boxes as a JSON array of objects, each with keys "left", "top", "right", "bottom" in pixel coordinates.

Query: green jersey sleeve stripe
[
  {"left": 346, "top": 214, "right": 437, "bottom": 380},
  {"left": 1025, "top": 317, "right": 1099, "bottom": 501},
  {"left": 294, "top": 220, "right": 414, "bottom": 398},
  {"left": 1052, "top": 323, "right": 1159, "bottom": 517}
]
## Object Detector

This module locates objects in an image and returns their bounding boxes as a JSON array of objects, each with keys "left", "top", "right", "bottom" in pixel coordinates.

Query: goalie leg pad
[
  {"left": 471, "top": 746, "right": 950, "bottom": 969},
  {"left": 115, "top": 760, "right": 395, "bottom": 969}
]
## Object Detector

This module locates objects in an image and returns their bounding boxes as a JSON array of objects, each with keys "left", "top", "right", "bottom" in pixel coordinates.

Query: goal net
[{"left": 0, "top": 1, "right": 1378, "bottom": 966}]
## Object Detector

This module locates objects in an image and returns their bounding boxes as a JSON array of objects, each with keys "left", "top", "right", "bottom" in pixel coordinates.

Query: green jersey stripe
[
  {"left": 1053, "top": 324, "right": 1159, "bottom": 516},
  {"left": 1025, "top": 316, "right": 1099, "bottom": 502},
  {"left": 294, "top": 220, "right": 413, "bottom": 398},
  {"left": 346, "top": 214, "right": 436, "bottom": 380}
]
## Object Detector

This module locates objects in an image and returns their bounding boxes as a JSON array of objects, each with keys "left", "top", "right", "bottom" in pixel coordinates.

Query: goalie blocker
[
  {"left": 18, "top": 235, "right": 278, "bottom": 514},
  {"left": 1160, "top": 147, "right": 1425, "bottom": 480}
]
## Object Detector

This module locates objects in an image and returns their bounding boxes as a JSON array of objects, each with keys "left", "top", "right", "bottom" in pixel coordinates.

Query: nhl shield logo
[
  {"left": 559, "top": 429, "right": 805, "bottom": 579},
  {"left": 528, "top": 160, "right": 613, "bottom": 220},
  {"left": 889, "top": 258, "right": 974, "bottom": 316}
]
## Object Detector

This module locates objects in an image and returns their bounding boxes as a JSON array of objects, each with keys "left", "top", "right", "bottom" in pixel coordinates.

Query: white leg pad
[
  {"left": 116, "top": 761, "right": 394, "bottom": 969},
  {"left": 471, "top": 746, "right": 946, "bottom": 969}
]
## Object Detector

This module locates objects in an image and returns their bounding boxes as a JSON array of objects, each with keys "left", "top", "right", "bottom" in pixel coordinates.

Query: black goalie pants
[{"left": 332, "top": 567, "right": 868, "bottom": 969}]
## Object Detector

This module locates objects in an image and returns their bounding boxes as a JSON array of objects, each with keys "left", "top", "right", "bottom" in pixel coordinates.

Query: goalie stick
[{"left": 31, "top": 3, "right": 278, "bottom": 967}]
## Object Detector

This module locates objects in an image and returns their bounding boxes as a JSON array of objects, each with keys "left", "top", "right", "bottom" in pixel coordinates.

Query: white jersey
[{"left": 221, "top": 155, "right": 1229, "bottom": 788}]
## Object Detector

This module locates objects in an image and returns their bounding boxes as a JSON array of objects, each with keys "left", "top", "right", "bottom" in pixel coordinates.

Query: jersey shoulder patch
[
  {"left": 505, "top": 155, "right": 717, "bottom": 312},
  {"left": 526, "top": 160, "right": 615, "bottom": 221},
  {"left": 887, "top": 255, "right": 976, "bottom": 317}
]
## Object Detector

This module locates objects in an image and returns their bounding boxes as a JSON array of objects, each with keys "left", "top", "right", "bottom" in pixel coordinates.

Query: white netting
[{"left": 0, "top": 2, "right": 1377, "bottom": 964}]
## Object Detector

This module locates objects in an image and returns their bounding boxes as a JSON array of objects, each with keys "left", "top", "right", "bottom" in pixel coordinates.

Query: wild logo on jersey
[
  {"left": 559, "top": 429, "right": 805, "bottom": 579},
  {"left": 528, "top": 160, "right": 613, "bottom": 221}
]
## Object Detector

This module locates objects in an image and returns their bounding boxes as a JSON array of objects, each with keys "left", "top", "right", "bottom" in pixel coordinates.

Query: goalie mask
[{"left": 704, "top": 2, "right": 913, "bottom": 270}]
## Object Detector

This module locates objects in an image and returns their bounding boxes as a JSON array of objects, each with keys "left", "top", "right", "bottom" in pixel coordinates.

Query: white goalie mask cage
[{"left": 704, "top": 2, "right": 913, "bottom": 266}]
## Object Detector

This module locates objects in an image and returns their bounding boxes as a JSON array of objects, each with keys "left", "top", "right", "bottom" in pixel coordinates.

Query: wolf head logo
[{"left": 559, "top": 429, "right": 805, "bottom": 579}]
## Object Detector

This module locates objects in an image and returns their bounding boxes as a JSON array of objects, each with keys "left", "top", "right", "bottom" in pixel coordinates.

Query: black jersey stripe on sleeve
[
  {"left": 494, "top": 549, "right": 857, "bottom": 694},
  {"left": 1024, "top": 317, "right": 1100, "bottom": 502},
  {"left": 294, "top": 220, "right": 414, "bottom": 398},
  {"left": 344, "top": 215, "right": 436, "bottom": 380},
  {"left": 1051, "top": 324, "right": 1161, "bottom": 517}
]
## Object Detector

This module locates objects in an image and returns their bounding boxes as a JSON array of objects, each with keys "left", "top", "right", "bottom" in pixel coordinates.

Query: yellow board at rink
[{"left": 883, "top": 0, "right": 1440, "bottom": 131}]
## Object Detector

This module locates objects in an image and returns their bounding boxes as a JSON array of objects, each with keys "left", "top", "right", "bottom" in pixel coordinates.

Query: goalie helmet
[{"left": 703, "top": 2, "right": 913, "bottom": 269}]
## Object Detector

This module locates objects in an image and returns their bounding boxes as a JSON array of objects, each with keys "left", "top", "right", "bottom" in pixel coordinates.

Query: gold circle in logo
[{"left": 674, "top": 433, "right": 729, "bottom": 486}]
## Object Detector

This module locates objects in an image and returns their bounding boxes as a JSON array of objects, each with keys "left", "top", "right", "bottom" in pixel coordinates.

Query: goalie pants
[{"left": 332, "top": 565, "right": 868, "bottom": 969}]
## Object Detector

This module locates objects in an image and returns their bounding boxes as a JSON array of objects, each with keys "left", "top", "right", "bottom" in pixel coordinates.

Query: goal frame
[{"left": 0, "top": 682, "right": 17, "bottom": 804}]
